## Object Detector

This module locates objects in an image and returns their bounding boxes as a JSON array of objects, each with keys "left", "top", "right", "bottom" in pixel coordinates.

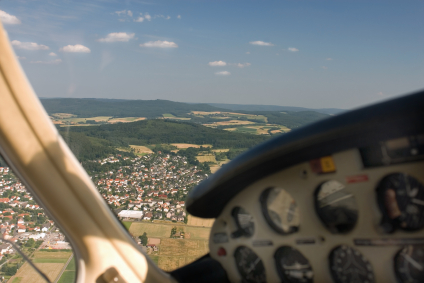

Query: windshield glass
[{"left": 1, "top": 0, "right": 423, "bottom": 273}]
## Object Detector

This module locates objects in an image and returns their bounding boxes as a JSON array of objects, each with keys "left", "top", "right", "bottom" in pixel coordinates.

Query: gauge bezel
[
  {"left": 314, "top": 180, "right": 359, "bottom": 234},
  {"left": 274, "top": 245, "right": 314, "bottom": 283},
  {"left": 260, "top": 187, "right": 299, "bottom": 235},
  {"left": 329, "top": 245, "right": 375, "bottom": 283},
  {"left": 376, "top": 173, "right": 424, "bottom": 233},
  {"left": 394, "top": 245, "right": 424, "bottom": 283},
  {"left": 231, "top": 206, "right": 255, "bottom": 237},
  {"left": 233, "top": 245, "right": 267, "bottom": 283}
]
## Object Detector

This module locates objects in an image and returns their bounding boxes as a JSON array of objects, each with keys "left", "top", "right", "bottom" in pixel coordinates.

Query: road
[{"left": 53, "top": 253, "right": 74, "bottom": 283}]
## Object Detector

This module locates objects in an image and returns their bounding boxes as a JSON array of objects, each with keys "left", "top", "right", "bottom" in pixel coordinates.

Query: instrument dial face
[
  {"left": 315, "top": 180, "right": 358, "bottom": 233},
  {"left": 274, "top": 246, "right": 314, "bottom": 283},
  {"left": 377, "top": 173, "right": 424, "bottom": 232},
  {"left": 394, "top": 245, "right": 424, "bottom": 283},
  {"left": 260, "top": 187, "right": 300, "bottom": 235},
  {"left": 232, "top": 207, "right": 255, "bottom": 238},
  {"left": 329, "top": 245, "right": 375, "bottom": 283},
  {"left": 234, "top": 246, "right": 266, "bottom": 283}
]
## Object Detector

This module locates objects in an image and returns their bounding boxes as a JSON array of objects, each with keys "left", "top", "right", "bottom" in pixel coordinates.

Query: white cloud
[
  {"left": 30, "top": 59, "right": 62, "bottom": 65},
  {"left": 0, "top": 10, "right": 21, "bottom": 25},
  {"left": 17, "top": 56, "right": 26, "bottom": 60},
  {"left": 144, "top": 13, "right": 151, "bottom": 21},
  {"left": 60, "top": 44, "right": 91, "bottom": 53},
  {"left": 139, "top": 40, "right": 178, "bottom": 48},
  {"left": 288, "top": 47, "right": 299, "bottom": 52},
  {"left": 326, "top": 58, "right": 333, "bottom": 61},
  {"left": 11, "top": 40, "right": 49, "bottom": 50},
  {"left": 134, "top": 17, "right": 144, "bottom": 22},
  {"left": 208, "top": 61, "right": 226, "bottom": 67},
  {"left": 377, "top": 91, "right": 384, "bottom": 96},
  {"left": 115, "top": 10, "right": 126, "bottom": 16},
  {"left": 98, "top": 32, "right": 135, "bottom": 42},
  {"left": 166, "top": 16, "right": 171, "bottom": 20},
  {"left": 127, "top": 10, "right": 133, "bottom": 17},
  {"left": 215, "top": 71, "right": 230, "bottom": 76},
  {"left": 177, "top": 15, "right": 181, "bottom": 19},
  {"left": 250, "top": 41, "right": 274, "bottom": 46},
  {"left": 49, "top": 52, "right": 57, "bottom": 56},
  {"left": 322, "top": 66, "right": 328, "bottom": 70},
  {"left": 236, "top": 63, "right": 251, "bottom": 68},
  {"left": 246, "top": 52, "right": 250, "bottom": 54}
]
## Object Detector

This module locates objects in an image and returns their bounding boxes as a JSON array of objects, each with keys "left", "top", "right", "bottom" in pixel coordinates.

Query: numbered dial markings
[
  {"left": 232, "top": 207, "right": 255, "bottom": 238},
  {"left": 329, "top": 245, "right": 375, "bottom": 283}
]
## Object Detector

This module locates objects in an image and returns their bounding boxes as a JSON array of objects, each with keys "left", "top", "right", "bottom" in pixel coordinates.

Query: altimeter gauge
[
  {"left": 394, "top": 245, "right": 424, "bottom": 283},
  {"left": 329, "top": 245, "right": 375, "bottom": 283},
  {"left": 274, "top": 246, "right": 313, "bottom": 283},
  {"left": 234, "top": 246, "right": 266, "bottom": 283},
  {"left": 377, "top": 173, "right": 424, "bottom": 232}
]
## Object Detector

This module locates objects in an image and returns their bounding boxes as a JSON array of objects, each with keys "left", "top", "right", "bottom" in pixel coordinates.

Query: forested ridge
[
  {"left": 59, "top": 119, "right": 269, "bottom": 161},
  {"left": 41, "top": 98, "right": 225, "bottom": 118}
]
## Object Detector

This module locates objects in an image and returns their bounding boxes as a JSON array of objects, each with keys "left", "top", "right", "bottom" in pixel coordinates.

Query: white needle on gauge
[
  {"left": 412, "top": 199, "right": 424, "bottom": 206},
  {"left": 247, "top": 258, "right": 260, "bottom": 273},
  {"left": 403, "top": 254, "right": 423, "bottom": 271}
]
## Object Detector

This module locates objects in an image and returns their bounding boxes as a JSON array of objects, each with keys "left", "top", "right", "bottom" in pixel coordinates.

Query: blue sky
[{"left": 1, "top": 0, "right": 423, "bottom": 109}]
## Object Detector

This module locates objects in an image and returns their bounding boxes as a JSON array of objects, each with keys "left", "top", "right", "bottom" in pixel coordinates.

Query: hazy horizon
[{"left": 2, "top": 0, "right": 423, "bottom": 109}]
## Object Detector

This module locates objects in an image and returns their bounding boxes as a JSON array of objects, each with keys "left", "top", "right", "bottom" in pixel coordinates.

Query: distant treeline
[
  {"left": 41, "top": 98, "right": 225, "bottom": 118},
  {"left": 64, "top": 119, "right": 268, "bottom": 149},
  {"left": 41, "top": 98, "right": 330, "bottom": 129}
]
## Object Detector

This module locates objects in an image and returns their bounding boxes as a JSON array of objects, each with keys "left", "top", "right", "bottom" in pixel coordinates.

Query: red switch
[{"left": 217, "top": 247, "right": 226, "bottom": 256}]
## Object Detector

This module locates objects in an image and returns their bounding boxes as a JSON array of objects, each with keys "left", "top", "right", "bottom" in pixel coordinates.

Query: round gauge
[
  {"left": 329, "top": 245, "right": 375, "bottom": 283},
  {"left": 234, "top": 246, "right": 266, "bottom": 283},
  {"left": 274, "top": 246, "right": 313, "bottom": 283},
  {"left": 231, "top": 207, "right": 255, "bottom": 238},
  {"left": 260, "top": 187, "right": 300, "bottom": 235},
  {"left": 377, "top": 173, "right": 424, "bottom": 232},
  {"left": 394, "top": 245, "right": 424, "bottom": 283},
  {"left": 315, "top": 180, "right": 358, "bottom": 233}
]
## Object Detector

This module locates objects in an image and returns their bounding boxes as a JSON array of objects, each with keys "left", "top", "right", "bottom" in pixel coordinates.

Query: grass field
[
  {"left": 171, "top": 143, "right": 213, "bottom": 149},
  {"left": 129, "top": 222, "right": 173, "bottom": 238},
  {"left": 196, "top": 155, "right": 216, "bottom": 163},
  {"left": 33, "top": 258, "right": 68, "bottom": 263},
  {"left": 58, "top": 256, "right": 76, "bottom": 283},
  {"left": 11, "top": 278, "right": 22, "bottom": 283},
  {"left": 130, "top": 145, "right": 154, "bottom": 154},
  {"left": 157, "top": 239, "right": 209, "bottom": 271},
  {"left": 187, "top": 215, "right": 214, "bottom": 227},
  {"left": 9, "top": 262, "right": 66, "bottom": 283},
  {"left": 122, "top": 221, "right": 132, "bottom": 230},
  {"left": 212, "top": 149, "right": 229, "bottom": 152}
]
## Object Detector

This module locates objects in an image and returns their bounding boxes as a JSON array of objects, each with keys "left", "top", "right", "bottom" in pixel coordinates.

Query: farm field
[
  {"left": 157, "top": 239, "right": 209, "bottom": 271},
  {"left": 108, "top": 117, "right": 145, "bottom": 123},
  {"left": 9, "top": 251, "right": 73, "bottom": 283},
  {"left": 203, "top": 120, "right": 256, "bottom": 127},
  {"left": 171, "top": 143, "right": 213, "bottom": 149},
  {"left": 196, "top": 154, "right": 216, "bottom": 163},
  {"left": 58, "top": 256, "right": 76, "bottom": 283},
  {"left": 187, "top": 215, "right": 214, "bottom": 227},
  {"left": 129, "top": 222, "right": 173, "bottom": 238}
]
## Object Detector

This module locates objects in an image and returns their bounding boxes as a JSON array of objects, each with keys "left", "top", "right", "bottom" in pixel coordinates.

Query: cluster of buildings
[{"left": 90, "top": 152, "right": 208, "bottom": 222}]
